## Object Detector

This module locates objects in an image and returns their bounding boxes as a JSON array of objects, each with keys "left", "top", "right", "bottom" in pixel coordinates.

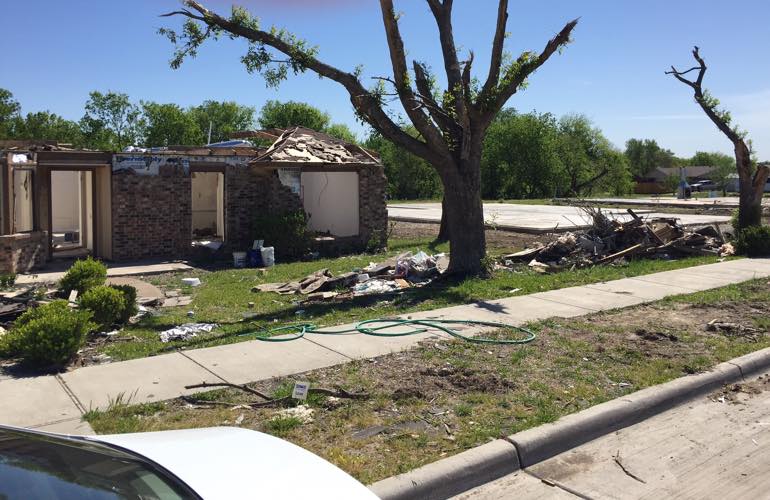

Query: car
[
  {"left": 0, "top": 424, "right": 378, "bottom": 499},
  {"left": 690, "top": 179, "right": 717, "bottom": 192}
]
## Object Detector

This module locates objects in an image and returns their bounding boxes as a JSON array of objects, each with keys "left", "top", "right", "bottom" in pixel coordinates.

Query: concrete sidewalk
[
  {"left": 2, "top": 258, "right": 770, "bottom": 435},
  {"left": 456, "top": 370, "right": 770, "bottom": 499}
]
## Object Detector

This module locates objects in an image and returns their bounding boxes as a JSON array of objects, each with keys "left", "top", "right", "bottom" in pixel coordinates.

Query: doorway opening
[
  {"left": 51, "top": 170, "right": 93, "bottom": 259},
  {"left": 191, "top": 171, "right": 225, "bottom": 249}
]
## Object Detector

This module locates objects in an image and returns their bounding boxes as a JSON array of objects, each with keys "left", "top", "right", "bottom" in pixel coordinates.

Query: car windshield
[{"left": 0, "top": 428, "right": 199, "bottom": 500}]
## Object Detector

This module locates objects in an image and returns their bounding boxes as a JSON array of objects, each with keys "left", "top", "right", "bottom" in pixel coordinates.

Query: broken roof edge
[{"left": 250, "top": 126, "right": 381, "bottom": 166}]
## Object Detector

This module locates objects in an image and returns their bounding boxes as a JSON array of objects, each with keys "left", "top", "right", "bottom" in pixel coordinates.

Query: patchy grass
[
  {"left": 85, "top": 278, "right": 770, "bottom": 484},
  {"left": 97, "top": 236, "right": 724, "bottom": 362}
]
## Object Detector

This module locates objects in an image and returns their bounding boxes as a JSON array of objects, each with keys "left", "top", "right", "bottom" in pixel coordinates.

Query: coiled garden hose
[{"left": 240, "top": 318, "right": 536, "bottom": 345}]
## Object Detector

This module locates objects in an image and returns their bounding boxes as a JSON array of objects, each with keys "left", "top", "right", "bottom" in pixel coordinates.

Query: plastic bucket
[
  {"left": 233, "top": 251, "right": 247, "bottom": 268},
  {"left": 260, "top": 246, "right": 275, "bottom": 267}
]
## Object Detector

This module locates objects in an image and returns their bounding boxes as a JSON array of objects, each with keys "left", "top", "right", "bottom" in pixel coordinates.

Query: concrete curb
[
  {"left": 370, "top": 347, "right": 770, "bottom": 499},
  {"left": 369, "top": 439, "right": 519, "bottom": 500}
]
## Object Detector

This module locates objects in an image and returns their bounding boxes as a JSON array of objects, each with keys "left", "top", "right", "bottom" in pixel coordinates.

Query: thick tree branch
[
  {"left": 426, "top": 0, "right": 464, "bottom": 118},
  {"left": 481, "top": 0, "right": 509, "bottom": 98},
  {"left": 168, "top": 1, "right": 440, "bottom": 163},
  {"left": 666, "top": 46, "right": 739, "bottom": 143},
  {"left": 379, "top": 0, "right": 448, "bottom": 158},
  {"left": 412, "top": 61, "right": 460, "bottom": 133},
  {"left": 484, "top": 19, "right": 578, "bottom": 123}
]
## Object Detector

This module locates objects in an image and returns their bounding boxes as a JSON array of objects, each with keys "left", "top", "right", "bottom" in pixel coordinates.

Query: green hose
[{"left": 242, "top": 318, "right": 536, "bottom": 345}]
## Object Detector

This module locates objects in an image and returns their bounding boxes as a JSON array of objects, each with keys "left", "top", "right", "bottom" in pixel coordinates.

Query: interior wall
[
  {"left": 301, "top": 171, "right": 359, "bottom": 237},
  {"left": 191, "top": 171, "right": 223, "bottom": 238},
  {"left": 51, "top": 170, "right": 79, "bottom": 233},
  {"left": 12, "top": 169, "right": 34, "bottom": 232}
]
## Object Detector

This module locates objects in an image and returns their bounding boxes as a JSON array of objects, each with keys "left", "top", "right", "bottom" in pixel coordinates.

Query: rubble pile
[
  {"left": 502, "top": 208, "right": 732, "bottom": 272},
  {"left": 253, "top": 251, "right": 448, "bottom": 300}
]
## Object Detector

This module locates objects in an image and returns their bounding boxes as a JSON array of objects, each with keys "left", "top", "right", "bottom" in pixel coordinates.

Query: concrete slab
[
  {"left": 629, "top": 268, "right": 741, "bottom": 292},
  {"left": 183, "top": 338, "right": 349, "bottom": 385},
  {"left": 451, "top": 470, "right": 578, "bottom": 499},
  {"left": 584, "top": 277, "right": 693, "bottom": 301},
  {"left": 32, "top": 418, "right": 95, "bottom": 436},
  {"left": 592, "top": 195, "right": 770, "bottom": 208},
  {"left": 0, "top": 376, "right": 81, "bottom": 427},
  {"left": 388, "top": 202, "right": 730, "bottom": 233},
  {"left": 530, "top": 286, "right": 647, "bottom": 312},
  {"left": 106, "top": 277, "right": 165, "bottom": 302},
  {"left": 524, "top": 372, "right": 770, "bottom": 499},
  {"left": 17, "top": 261, "right": 193, "bottom": 285},
  {"left": 60, "top": 352, "right": 223, "bottom": 410},
  {"left": 408, "top": 296, "right": 592, "bottom": 326}
]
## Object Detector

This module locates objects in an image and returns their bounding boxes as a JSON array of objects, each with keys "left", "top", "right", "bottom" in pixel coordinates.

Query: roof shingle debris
[{"left": 252, "top": 126, "right": 379, "bottom": 165}]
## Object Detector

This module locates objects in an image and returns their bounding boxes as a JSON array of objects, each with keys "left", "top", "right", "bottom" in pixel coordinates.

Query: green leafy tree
[
  {"left": 0, "top": 88, "right": 21, "bottom": 139},
  {"left": 324, "top": 123, "right": 358, "bottom": 144},
  {"left": 557, "top": 114, "right": 629, "bottom": 197},
  {"left": 160, "top": 1, "right": 578, "bottom": 275},
  {"left": 142, "top": 102, "right": 204, "bottom": 147},
  {"left": 189, "top": 100, "right": 255, "bottom": 143},
  {"left": 366, "top": 129, "right": 442, "bottom": 200},
  {"left": 481, "top": 109, "right": 563, "bottom": 199},
  {"left": 258, "top": 100, "right": 330, "bottom": 131},
  {"left": 80, "top": 91, "right": 143, "bottom": 151},
  {"left": 8, "top": 111, "right": 83, "bottom": 146},
  {"left": 624, "top": 138, "right": 678, "bottom": 177}
]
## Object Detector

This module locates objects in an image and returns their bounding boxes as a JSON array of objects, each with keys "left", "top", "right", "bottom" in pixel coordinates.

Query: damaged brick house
[{"left": 0, "top": 127, "right": 387, "bottom": 273}]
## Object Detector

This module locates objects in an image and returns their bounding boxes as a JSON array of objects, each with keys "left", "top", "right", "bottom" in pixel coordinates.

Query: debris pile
[
  {"left": 159, "top": 323, "right": 217, "bottom": 343},
  {"left": 252, "top": 251, "right": 448, "bottom": 300},
  {"left": 501, "top": 208, "right": 730, "bottom": 272}
]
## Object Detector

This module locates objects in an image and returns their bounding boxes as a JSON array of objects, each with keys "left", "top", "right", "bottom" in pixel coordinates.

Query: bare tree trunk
[
  {"left": 436, "top": 196, "right": 450, "bottom": 243},
  {"left": 737, "top": 147, "right": 767, "bottom": 228},
  {"left": 441, "top": 159, "right": 487, "bottom": 275}
]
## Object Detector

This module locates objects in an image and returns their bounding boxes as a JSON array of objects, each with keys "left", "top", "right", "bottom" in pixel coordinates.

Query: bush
[
  {"left": 736, "top": 225, "right": 770, "bottom": 257},
  {"left": 79, "top": 286, "right": 127, "bottom": 329},
  {"left": 110, "top": 284, "right": 138, "bottom": 323},
  {"left": 0, "top": 273, "right": 16, "bottom": 290},
  {"left": 252, "top": 210, "right": 312, "bottom": 261},
  {"left": 2, "top": 301, "right": 93, "bottom": 367},
  {"left": 59, "top": 257, "right": 107, "bottom": 295}
]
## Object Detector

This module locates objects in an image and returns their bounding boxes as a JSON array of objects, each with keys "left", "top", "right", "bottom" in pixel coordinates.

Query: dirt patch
[
  {"left": 710, "top": 374, "right": 770, "bottom": 404},
  {"left": 390, "top": 220, "right": 553, "bottom": 251}
]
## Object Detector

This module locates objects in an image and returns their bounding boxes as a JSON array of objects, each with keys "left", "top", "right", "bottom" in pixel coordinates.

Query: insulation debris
[{"left": 159, "top": 323, "right": 217, "bottom": 343}]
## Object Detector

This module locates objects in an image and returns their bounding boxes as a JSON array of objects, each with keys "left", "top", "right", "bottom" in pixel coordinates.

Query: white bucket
[
  {"left": 260, "top": 246, "right": 275, "bottom": 267},
  {"left": 233, "top": 252, "right": 247, "bottom": 268}
]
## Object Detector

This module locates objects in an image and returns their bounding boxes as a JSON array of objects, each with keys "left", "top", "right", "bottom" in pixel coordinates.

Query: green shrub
[
  {"left": 79, "top": 286, "right": 127, "bottom": 329},
  {"left": 2, "top": 301, "right": 93, "bottom": 367},
  {"left": 0, "top": 273, "right": 16, "bottom": 290},
  {"left": 736, "top": 225, "right": 770, "bottom": 257},
  {"left": 252, "top": 210, "right": 312, "bottom": 261},
  {"left": 59, "top": 257, "right": 107, "bottom": 295},
  {"left": 110, "top": 284, "right": 138, "bottom": 323}
]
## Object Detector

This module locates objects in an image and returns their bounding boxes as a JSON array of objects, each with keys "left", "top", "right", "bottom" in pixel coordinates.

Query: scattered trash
[
  {"left": 260, "top": 246, "right": 275, "bottom": 267},
  {"left": 181, "top": 278, "right": 201, "bottom": 287},
  {"left": 187, "top": 310, "right": 195, "bottom": 318},
  {"left": 353, "top": 279, "right": 400, "bottom": 296},
  {"left": 159, "top": 323, "right": 217, "bottom": 343},
  {"left": 233, "top": 251, "right": 248, "bottom": 268},
  {"left": 500, "top": 207, "right": 728, "bottom": 272},
  {"left": 274, "top": 405, "right": 314, "bottom": 424}
]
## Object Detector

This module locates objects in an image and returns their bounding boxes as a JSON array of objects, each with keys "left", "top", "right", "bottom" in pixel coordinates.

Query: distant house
[
  {"left": 634, "top": 166, "right": 716, "bottom": 194},
  {"left": 724, "top": 173, "right": 770, "bottom": 193},
  {"left": 0, "top": 127, "right": 387, "bottom": 274}
]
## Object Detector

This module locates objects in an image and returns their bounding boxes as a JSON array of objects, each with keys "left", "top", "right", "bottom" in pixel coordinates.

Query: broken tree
[
  {"left": 667, "top": 46, "right": 770, "bottom": 230},
  {"left": 160, "top": 0, "right": 578, "bottom": 276}
]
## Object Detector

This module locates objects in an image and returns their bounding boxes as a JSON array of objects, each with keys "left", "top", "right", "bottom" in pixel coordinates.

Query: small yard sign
[{"left": 292, "top": 381, "right": 310, "bottom": 400}]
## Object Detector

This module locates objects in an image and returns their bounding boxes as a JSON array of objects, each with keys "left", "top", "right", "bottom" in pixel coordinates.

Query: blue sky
[{"left": 2, "top": 0, "right": 769, "bottom": 158}]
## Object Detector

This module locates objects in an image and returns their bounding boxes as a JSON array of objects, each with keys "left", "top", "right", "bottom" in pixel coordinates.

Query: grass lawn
[
  {"left": 96, "top": 236, "right": 723, "bottom": 362},
  {"left": 85, "top": 278, "right": 770, "bottom": 484}
]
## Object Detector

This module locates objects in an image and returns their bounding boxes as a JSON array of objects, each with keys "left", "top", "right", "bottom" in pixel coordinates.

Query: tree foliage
[
  {"left": 142, "top": 102, "right": 204, "bottom": 147},
  {"left": 189, "top": 100, "right": 255, "bottom": 143},
  {"left": 624, "top": 138, "right": 679, "bottom": 177},
  {"left": 258, "top": 100, "right": 330, "bottom": 131},
  {"left": 80, "top": 91, "right": 144, "bottom": 151},
  {"left": 366, "top": 129, "right": 442, "bottom": 200}
]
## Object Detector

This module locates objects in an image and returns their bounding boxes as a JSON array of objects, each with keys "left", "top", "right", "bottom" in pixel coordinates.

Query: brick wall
[
  {"left": 357, "top": 164, "right": 388, "bottom": 248},
  {"left": 111, "top": 165, "right": 191, "bottom": 261},
  {"left": 224, "top": 167, "right": 303, "bottom": 251},
  {"left": 0, "top": 231, "right": 48, "bottom": 274}
]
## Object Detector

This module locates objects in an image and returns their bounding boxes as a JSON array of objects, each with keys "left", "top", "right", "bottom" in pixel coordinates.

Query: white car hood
[{"left": 95, "top": 427, "right": 378, "bottom": 500}]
